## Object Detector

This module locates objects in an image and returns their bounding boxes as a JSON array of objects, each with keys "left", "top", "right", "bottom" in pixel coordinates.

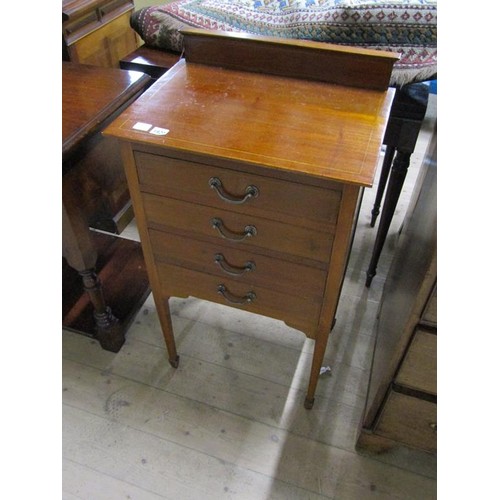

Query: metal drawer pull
[
  {"left": 217, "top": 284, "right": 256, "bottom": 304},
  {"left": 209, "top": 177, "right": 259, "bottom": 204},
  {"left": 211, "top": 217, "right": 257, "bottom": 241},
  {"left": 214, "top": 253, "right": 256, "bottom": 276}
]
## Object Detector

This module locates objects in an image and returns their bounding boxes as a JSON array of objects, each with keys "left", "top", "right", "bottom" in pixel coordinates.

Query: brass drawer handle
[
  {"left": 209, "top": 177, "right": 259, "bottom": 204},
  {"left": 214, "top": 253, "right": 256, "bottom": 276},
  {"left": 217, "top": 284, "right": 256, "bottom": 304},
  {"left": 211, "top": 217, "right": 257, "bottom": 241}
]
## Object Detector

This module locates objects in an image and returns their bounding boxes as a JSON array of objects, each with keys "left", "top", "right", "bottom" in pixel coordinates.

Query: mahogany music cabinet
[{"left": 104, "top": 29, "right": 398, "bottom": 408}]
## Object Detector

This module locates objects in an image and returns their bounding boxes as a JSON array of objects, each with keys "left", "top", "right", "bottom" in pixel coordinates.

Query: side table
[
  {"left": 62, "top": 62, "right": 150, "bottom": 351},
  {"left": 365, "top": 82, "right": 430, "bottom": 287}
]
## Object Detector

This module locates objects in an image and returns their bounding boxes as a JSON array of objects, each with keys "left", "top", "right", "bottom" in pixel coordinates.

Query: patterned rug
[{"left": 131, "top": 0, "right": 437, "bottom": 86}]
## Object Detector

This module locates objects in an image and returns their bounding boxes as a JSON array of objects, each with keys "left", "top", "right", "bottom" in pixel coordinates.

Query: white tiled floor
[{"left": 63, "top": 93, "right": 437, "bottom": 499}]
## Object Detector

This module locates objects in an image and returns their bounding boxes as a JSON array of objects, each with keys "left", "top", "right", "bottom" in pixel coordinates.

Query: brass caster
[
  {"left": 169, "top": 355, "right": 180, "bottom": 368},
  {"left": 304, "top": 397, "right": 315, "bottom": 410}
]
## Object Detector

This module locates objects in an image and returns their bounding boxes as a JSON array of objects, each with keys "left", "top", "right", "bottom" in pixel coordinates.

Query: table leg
[
  {"left": 370, "top": 145, "right": 395, "bottom": 227},
  {"left": 365, "top": 151, "right": 411, "bottom": 287},
  {"left": 62, "top": 194, "right": 125, "bottom": 352}
]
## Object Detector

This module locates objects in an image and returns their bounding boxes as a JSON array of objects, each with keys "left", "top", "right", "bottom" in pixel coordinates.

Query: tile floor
[{"left": 62, "top": 93, "right": 437, "bottom": 499}]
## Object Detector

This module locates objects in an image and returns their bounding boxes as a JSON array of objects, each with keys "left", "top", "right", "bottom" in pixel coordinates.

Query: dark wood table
[
  {"left": 62, "top": 62, "right": 150, "bottom": 352},
  {"left": 365, "top": 82, "right": 430, "bottom": 287}
]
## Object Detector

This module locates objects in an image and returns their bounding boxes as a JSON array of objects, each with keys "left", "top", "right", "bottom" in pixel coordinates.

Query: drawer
[
  {"left": 422, "top": 283, "right": 437, "bottom": 325},
  {"left": 135, "top": 152, "right": 342, "bottom": 228},
  {"left": 63, "top": 0, "right": 134, "bottom": 44},
  {"left": 99, "top": 0, "right": 133, "bottom": 17},
  {"left": 149, "top": 229, "right": 327, "bottom": 300},
  {"left": 63, "top": 10, "right": 100, "bottom": 38},
  {"left": 395, "top": 329, "right": 436, "bottom": 395},
  {"left": 157, "top": 262, "right": 322, "bottom": 337},
  {"left": 67, "top": 11, "right": 137, "bottom": 67},
  {"left": 143, "top": 193, "right": 334, "bottom": 265},
  {"left": 375, "top": 390, "right": 437, "bottom": 453}
]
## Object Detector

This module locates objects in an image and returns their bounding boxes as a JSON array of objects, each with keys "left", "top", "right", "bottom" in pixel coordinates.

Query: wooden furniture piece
[
  {"left": 357, "top": 124, "right": 437, "bottom": 453},
  {"left": 118, "top": 45, "right": 434, "bottom": 289},
  {"left": 365, "top": 82, "right": 430, "bottom": 287},
  {"left": 63, "top": 62, "right": 151, "bottom": 351},
  {"left": 62, "top": 0, "right": 139, "bottom": 68},
  {"left": 63, "top": 62, "right": 150, "bottom": 233},
  {"left": 104, "top": 29, "right": 398, "bottom": 408}
]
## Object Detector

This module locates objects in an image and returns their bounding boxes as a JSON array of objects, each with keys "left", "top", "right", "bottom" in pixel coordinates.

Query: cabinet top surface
[{"left": 104, "top": 59, "right": 394, "bottom": 186}]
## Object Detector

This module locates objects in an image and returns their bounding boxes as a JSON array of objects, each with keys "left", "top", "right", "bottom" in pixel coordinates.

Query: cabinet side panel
[
  {"left": 318, "top": 184, "right": 362, "bottom": 334},
  {"left": 118, "top": 143, "right": 177, "bottom": 348}
]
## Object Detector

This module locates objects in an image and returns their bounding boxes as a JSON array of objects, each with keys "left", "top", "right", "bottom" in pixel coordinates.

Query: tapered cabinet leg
[
  {"left": 158, "top": 296, "right": 179, "bottom": 368},
  {"left": 304, "top": 325, "right": 332, "bottom": 409}
]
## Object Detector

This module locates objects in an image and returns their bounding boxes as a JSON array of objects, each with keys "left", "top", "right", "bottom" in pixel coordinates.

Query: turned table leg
[
  {"left": 370, "top": 145, "right": 396, "bottom": 228},
  {"left": 366, "top": 82, "right": 429, "bottom": 287},
  {"left": 62, "top": 193, "right": 125, "bottom": 352},
  {"left": 365, "top": 151, "right": 411, "bottom": 287}
]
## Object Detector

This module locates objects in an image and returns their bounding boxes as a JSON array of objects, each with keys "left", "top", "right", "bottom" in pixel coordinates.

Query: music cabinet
[{"left": 104, "top": 29, "right": 398, "bottom": 408}]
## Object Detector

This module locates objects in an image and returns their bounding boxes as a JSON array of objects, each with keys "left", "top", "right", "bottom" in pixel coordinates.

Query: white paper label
[
  {"left": 132, "top": 122, "right": 153, "bottom": 131},
  {"left": 150, "top": 127, "right": 170, "bottom": 136}
]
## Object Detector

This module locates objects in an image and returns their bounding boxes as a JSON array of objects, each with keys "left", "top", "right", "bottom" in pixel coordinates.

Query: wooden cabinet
[
  {"left": 104, "top": 29, "right": 398, "bottom": 408},
  {"left": 62, "top": 0, "right": 139, "bottom": 68},
  {"left": 357, "top": 124, "right": 437, "bottom": 453}
]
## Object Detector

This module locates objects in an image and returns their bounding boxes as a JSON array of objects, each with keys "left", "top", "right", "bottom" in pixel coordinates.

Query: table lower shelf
[{"left": 62, "top": 230, "right": 150, "bottom": 345}]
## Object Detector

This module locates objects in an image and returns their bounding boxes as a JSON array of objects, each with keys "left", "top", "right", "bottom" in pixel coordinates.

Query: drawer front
[
  {"left": 63, "top": 0, "right": 134, "bottom": 45},
  {"left": 68, "top": 11, "right": 137, "bottom": 67},
  {"left": 143, "top": 193, "right": 334, "bottom": 265},
  {"left": 63, "top": 10, "right": 100, "bottom": 38},
  {"left": 422, "top": 283, "right": 437, "bottom": 325},
  {"left": 135, "top": 152, "right": 342, "bottom": 228},
  {"left": 149, "top": 229, "right": 327, "bottom": 300},
  {"left": 157, "top": 262, "right": 321, "bottom": 337},
  {"left": 99, "top": 0, "right": 133, "bottom": 17},
  {"left": 376, "top": 390, "right": 437, "bottom": 453},
  {"left": 395, "top": 329, "right": 436, "bottom": 395}
]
